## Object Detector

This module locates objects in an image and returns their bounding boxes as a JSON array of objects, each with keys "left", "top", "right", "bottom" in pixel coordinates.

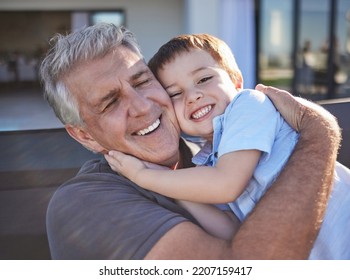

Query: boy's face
[{"left": 157, "top": 49, "right": 241, "bottom": 141}]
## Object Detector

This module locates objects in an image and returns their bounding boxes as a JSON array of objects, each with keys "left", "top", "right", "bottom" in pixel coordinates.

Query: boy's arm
[
  {"left": 106, "top": 149, "right": 261, "bottom": 204},
  {"left": 177, "top": 200, "right": 240, "bottom": 240}
]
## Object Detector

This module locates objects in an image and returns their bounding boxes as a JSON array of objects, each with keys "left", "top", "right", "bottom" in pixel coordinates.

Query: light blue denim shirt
[
  {"left": 193, "top": 89, "right": 299, "bottom": 220},
  {"left": 192, "top": 89, "right": 350, "bottom": 259}
]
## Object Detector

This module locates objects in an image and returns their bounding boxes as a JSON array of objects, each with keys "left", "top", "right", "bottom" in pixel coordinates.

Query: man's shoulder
[
  {"left": 46, "top": 155, "right": 197, "bottom": 260},
  {"left": 47, "top": 157, "right": 134, "bottom": 208},
  {"left": 66, "top": 158, "right": 121, "bottom": 184},
  {"left": 76, "top": 157, "right": 111, "bottom": 175}
]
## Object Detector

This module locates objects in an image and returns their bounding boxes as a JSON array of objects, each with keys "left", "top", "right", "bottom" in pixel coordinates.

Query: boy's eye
[
  {"left": 198, "top": 76, "right": 212, "bottom": 84},
  {"left": 169, "top": 91, "right": 182, "bottom": 98}
]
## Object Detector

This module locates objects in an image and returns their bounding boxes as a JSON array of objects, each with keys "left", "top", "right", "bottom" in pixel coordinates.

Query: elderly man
[{"left": 40, "top": 23, "right": 340, "bottom": 259}]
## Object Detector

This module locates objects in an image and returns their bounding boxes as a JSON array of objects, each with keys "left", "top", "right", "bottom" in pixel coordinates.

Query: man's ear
[{"left": 65, "top": 124, "right": 105, "bottom": 153}]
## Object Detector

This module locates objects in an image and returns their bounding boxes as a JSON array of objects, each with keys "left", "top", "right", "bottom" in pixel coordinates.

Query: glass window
[
  {"left": 90, "top": 11, "right": 125, "bottom": 26},
  {"left": 259, "top": 0, "right": 294, "bottom": 91},
  {"left": 0, "top": 11, "right": 71, "bottom": 86},
  {"left": 294, "top": 0, "right": 330, "bottom": 100},
  {"left": 259, "top": 0, "right": 350, "bottom": 100},
  {"left": 0, "top": 10, "right": 125, "bottom": 132},
  {"left": 335, "top": 0, "right": 350, "bottom": 97}
]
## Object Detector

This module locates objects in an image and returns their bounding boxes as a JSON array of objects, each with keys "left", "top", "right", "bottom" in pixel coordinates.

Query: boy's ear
[
  {"left": 65, "top": 124, "right": 105, "bottom": 154},
  {"left": 235, "top": 75, "right": 244, "bottom": 90}
]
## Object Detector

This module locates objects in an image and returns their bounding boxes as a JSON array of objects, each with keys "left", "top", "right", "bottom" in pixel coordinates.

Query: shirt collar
[{"left": 192, "top": 141, "right": 213, "bottom": 165}]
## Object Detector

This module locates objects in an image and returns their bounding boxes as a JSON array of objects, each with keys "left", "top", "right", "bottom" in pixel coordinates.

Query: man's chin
[{"left": 149, "top": 149, "right": 179, "bottom": 167}]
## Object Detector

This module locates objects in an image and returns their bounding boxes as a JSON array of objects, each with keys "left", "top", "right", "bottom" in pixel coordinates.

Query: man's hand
[
  {"left": 255, "top": 84, "right": 339, "bottom": 134},
  {"left": 255, "top": 84, "right": 304, "bottom": 131}
]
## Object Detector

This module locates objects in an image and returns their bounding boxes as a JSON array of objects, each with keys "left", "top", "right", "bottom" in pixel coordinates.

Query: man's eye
[
  {"left": 104, "top": 98, "right": 117, "bottom": 111},
  {"left": 135, "top": 79, "right": 151, "bottom": 88},
  {"left": 198, "top": 76, "right": 212, "bottom": 84}
]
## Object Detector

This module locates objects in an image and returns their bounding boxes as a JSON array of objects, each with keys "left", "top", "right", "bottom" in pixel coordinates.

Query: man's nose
[{"left": 127, "top": 89, "right": 152, "bottom": 118}]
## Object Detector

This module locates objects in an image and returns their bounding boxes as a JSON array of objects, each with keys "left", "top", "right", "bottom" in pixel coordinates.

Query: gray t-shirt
[{"left": 46, "top": 139, "right": 199, "bottom": 259}]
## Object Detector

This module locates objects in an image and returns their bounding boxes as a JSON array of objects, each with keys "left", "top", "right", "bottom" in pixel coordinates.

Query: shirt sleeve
[
  {"left": 218, "top": 89, "right": 282, "bottom": 162},
  {"left": 46, "top": 170, "right": 192, "bottom": 260}
]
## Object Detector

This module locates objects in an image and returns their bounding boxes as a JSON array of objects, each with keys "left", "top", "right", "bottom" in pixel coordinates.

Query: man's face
[{"left": 64, "top": 46, "right": 181, "bottom": 167}]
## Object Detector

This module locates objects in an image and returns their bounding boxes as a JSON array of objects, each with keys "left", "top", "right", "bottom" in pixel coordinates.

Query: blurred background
[
  {"left": 0, "top": 0, "right": 349, "bottom": 260},
  {"left": 1, "top": 0, "right": 350, "bottom": 114}
]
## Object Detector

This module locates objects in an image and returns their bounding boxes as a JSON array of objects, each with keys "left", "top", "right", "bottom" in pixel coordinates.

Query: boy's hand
[
  {"left": 105, "top": 150, "right": 171, "bottom": 182},
  {"left": 105, "top": 150, "right": 147, "bottom": 182}
]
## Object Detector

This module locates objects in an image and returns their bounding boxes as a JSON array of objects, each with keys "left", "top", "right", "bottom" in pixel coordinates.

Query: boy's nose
[{"left": 187, "top": 90, "right": 203, "bottom": 104}]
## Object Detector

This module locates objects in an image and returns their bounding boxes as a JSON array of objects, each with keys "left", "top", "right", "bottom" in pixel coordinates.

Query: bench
[
  {"left": 318, "top": 98, "right": 350, "bottom": 168},
  {"left": 0, "top": 128, "right": 100, "bottom": 259},
  {"left": 0, "top": 98, "right": 349, "bottom": 259}
]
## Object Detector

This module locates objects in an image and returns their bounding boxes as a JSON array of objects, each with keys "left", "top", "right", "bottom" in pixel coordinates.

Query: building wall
[
  {"left": 219, "top": 0, "right": 256, "bottom": 88},
  {"left": 184, "top": 0, "right": 220, "bottom": 36},
  {"left": 0, "top": 0, "right": 255, "bottom": 85},
  {"left": 0, "top": 0, "right": 185, "bottom": 61}
]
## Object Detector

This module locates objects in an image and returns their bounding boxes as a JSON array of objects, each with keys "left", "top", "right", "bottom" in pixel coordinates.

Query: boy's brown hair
[{"left": 148, "top": 34, "right": 243, "bottom": 85}]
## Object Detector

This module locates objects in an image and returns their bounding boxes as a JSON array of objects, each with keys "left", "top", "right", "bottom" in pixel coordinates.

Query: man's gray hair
[{"left": 40, "top": 23, "right": 143, "bottom": 126}]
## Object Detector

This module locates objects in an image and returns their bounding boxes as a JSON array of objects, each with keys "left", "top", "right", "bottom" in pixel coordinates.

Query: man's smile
[{"left": 136, "top": 118, "right": 161, "bottom": 136}]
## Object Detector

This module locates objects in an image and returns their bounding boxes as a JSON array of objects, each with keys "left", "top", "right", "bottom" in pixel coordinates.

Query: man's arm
[
  {"left": 145, "top": 85, "right": 341, "bottom": 259},
  {"left": 229, "top": 84, "right": 340, "bottom": 259}
]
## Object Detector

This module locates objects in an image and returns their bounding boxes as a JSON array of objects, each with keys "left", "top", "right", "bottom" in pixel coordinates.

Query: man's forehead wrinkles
[
  {"left": 130, "top": 68, "right": 149, "bottom": 81},
  {"left": 131, "top": 71, "right": 144, "bottom": 80},
  {"left": 97, "top": 71, "right": 145, "bottom": 104}
]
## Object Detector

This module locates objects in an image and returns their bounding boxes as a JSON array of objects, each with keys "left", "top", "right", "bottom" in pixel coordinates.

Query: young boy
[{"left": 105, "top": 34, "right": 350, "bottom": 259}]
